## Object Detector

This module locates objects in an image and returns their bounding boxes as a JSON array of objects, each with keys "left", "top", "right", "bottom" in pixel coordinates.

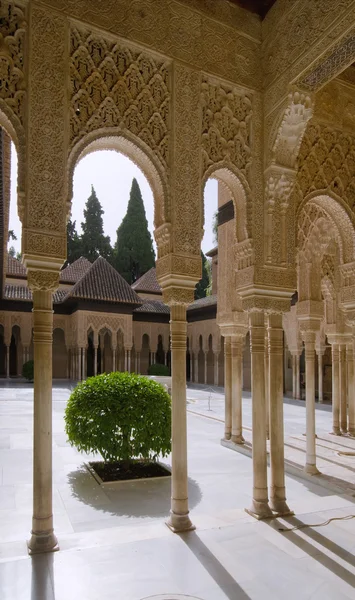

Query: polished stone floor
[{"left": 1, "top": 381, "right": 355, "bottom": 599}]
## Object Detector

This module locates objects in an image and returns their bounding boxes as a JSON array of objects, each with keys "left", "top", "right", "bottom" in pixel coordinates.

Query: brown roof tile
[
  {"left": 60, "top": 257, "right": 92, "bottom": 283},
  {"left": 4, "top": 285, "right": 68, "bottom": 304},
  {"left": 68, "top": 256, "right": 142, "bottom": 304},
  {"left": 134, "top": 299, "right": 169, "bottom": 314},
  {"left": 188, "top": 294, "right": 217, "bottom": 311},
  {"left": 132, "top": 267, "right": 161, "bottom": 294},
  {"left": 7, "top": 256, "right": 27, "bottom": 277}
]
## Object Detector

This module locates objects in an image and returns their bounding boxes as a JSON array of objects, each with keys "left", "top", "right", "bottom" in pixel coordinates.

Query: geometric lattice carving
[
  {"left": 295, "top": 122, "right": 355, "bottom": 212},
  {"left": 70, "top": 27, "right": 170, "bottom": 171},
  {"left": 201, "top": 77, "right": 252, "bottom": 181},
  {"left": 0, "top": 2, "right": 26, "bottom": 127},
  {"left": 299, "top": 33, "right": 355, "bottom": 92}
]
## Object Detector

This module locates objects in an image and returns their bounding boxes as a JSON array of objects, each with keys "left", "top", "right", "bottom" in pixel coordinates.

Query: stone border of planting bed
[{"left": 84, "top": 461, "right": 171, "bottom": 488}]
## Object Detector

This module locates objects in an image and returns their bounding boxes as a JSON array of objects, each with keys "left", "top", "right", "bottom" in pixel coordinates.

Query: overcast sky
[{"left": 9, "top": 145, "right": 217, "bottom": 258}]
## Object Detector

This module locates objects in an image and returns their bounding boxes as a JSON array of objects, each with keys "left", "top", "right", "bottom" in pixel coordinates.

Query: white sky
[{"left": 9, "top": 145, "right": 217, "bottom": 257}]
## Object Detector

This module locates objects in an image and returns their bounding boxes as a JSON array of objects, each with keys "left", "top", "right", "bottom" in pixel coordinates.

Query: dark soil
[{"left": 89, "top": 460, "right": 171, "bottom": 482}]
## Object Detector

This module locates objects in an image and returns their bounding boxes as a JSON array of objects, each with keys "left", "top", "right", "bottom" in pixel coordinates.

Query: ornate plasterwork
[
  {"left": 0, "top": 1, "right": 26, "bottom": 193},
  {"left": 294, "top": 121, "right": 355, "bottom": 216},
  {"left": 314, "top": 80, "right": 355, "bottom": 134},
  {"left": 201, "top": 77, "right": 252, "bottom": 182},
  {"left": 27, "top": 270, "right": 59, "bottom": 292},
  {"left": 69, "top": 26, "right": 170, "bottom": 173},
  {"left": 40, "top": 0, "right": 261, "bottom": 89}
]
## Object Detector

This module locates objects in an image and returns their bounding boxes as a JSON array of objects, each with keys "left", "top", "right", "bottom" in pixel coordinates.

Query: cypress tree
[
  {"left": 66, "top": 218, "right": 82, "bottom": 264},
  {"left": 194, "top": 251, "right": 210, "bottom": 300},
  {"left": 114, "top": 178, "right": 155, "bottom": 283},
  {"left": 81, "top": 185, "right": 112, "bottom": 262}
]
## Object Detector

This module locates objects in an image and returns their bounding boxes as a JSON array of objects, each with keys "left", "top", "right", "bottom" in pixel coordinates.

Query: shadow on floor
[
  {"left": 31, "top": 554, "right": 55, "bottom": 600},
  {"left": 67, "top": 466, "right": 202, "bottom": 519},
  {"left": 267, "top": 516, "right": 355, "bottom": 589},
  {"left": 180, "top": 531, "right": 251, "bottom": 600}
]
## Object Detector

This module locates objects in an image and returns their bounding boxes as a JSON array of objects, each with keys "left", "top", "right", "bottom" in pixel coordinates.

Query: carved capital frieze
[{"left": 27, "top": 269, "right": 59, "bottom": 293}]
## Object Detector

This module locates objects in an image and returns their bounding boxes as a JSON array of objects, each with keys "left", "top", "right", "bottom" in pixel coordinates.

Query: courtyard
[{"left": 0, "top": 382, "right": 355, "bottom": 600}]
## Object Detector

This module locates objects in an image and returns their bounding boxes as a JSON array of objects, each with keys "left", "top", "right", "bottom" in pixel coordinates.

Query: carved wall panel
[{"left": 0, "top": 0, "right": 26, "bottom": 193}]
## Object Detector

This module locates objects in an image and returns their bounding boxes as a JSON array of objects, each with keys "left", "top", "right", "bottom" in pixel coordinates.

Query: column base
[
  {"left": 270, "top": 498, "right": 294, "bottom": 517},
  {"left": 27, "top": 530, "right": 59, "bottom": 555},
  {"left": 245, "top": 500, "right": 274, "bottom": 520},
  {"left": 166, "top": 511, "right": 196, "bottom": 533},
  {"left": 330, "top": 428, "right": 341, "bottom": 436},
  {"left": 304, "top": 463, "right": 320, "bottom": 476},
  {"left": 348, "top": 430, "right": 355, "bottom": 437},
  {"left": 231, "top": 434, "right": 244, "bottom": 444},
  {"left": 341, "top": 427, "right": 348, "bottom": 435},
  {"left": 224, "top": 432, "right": 231, "bottom": 441}
]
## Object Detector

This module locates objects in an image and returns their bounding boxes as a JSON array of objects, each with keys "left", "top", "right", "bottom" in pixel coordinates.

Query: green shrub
[
  {"left": 147, "top": 363, "right": 170, "bottom": 376},
  {"left": 64, "top": 371, "right": 171, "bottom": 463},
  {"left": 22, "top": 360, "right": 34, "bottom": 382}
]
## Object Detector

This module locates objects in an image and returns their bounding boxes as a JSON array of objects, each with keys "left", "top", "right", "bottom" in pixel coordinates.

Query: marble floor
[{"left": 1, "top": 382, "right": 355, "bottom": 599}]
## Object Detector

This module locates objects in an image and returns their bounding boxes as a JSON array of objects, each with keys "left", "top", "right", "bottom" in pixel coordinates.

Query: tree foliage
[
  {"left": 194, "top": 251, "right": 210, "bottom": 299},
  {"left": 65, "top": 372, "right": 171, "bottom": 463},
  {"left": 114, "top": 178, "right": 155, "bottom": 283},
  {"left": 22, "top": 360, "right": 34, "bottom": 382},
  {"left": 80, "top": 185, "right": 112, "bottom": 263},
  {"left": 66, "top": 218, "right": 82, "bottom": 264}
]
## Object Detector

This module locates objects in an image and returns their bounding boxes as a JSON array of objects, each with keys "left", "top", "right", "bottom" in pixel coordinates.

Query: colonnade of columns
[{"left": 328, "top": 336, "right": 355, "bottom": 436}]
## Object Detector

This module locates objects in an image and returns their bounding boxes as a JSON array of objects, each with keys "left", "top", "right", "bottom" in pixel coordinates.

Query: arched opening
[
  {"left": 156, "top": 334, "right": 165, "bottom": 365},
  {"left": 198, "top": 335, "right": 204, "bottom": 383},
  {"left": 218, "top": 336, "right": 224, "bottom": 386},
  {"left": 186, "top": 337, "right": 191, "bottom": 382},
  {"left": 10, "top": 325, "right": 21, "bottom": 377},
  {"left": 86, "top": 329, "right": 95, "bottom": 377},
  {"left": 98, "top": 328, "right": 112, "bottom": 374},
  {"left": 0, "top": 324, "right": 6, "bottom": 377},
  {"left": 243, "top": 332, "right": 251, "bottom": 391},
  {"left": 206, "top": 334, "right": 214, "bottom": 385},
  {"left": 53, "top": 329, "right": 67, "bottom": 379},
  {"left": 141, "top": 334, "right": 150, "bottom": 375}
]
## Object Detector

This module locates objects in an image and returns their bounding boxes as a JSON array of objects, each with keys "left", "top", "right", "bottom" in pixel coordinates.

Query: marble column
[
  {"left": 264, "top": 333, "right": 270, "bottom": 440},
  {"left": 339, "top": 344, "right": 347, "bottom": 434},
  {"left": 267, "top": 314, "right": 292, "bottom": 515},
  {"left": 349, "top": 343, "right": 355, "bottom": 436},
  {"left": 231, "top": 336, "right": 244, "bottom": 444},
  {"left": 137, "top": 352, "right": 141, "bottom": 374},
  {"left": 331, "top": 343, "right": 340, "bottom": 435},
  {"left": 112, "top": 347, "right": 117, "bottom": 372},
  {"left": 247, "top": 312, "right": 272, "bottom": 519},
  {"left": 164, "top": 351, "right": 168, "bottom": 366},
  {"left": 127, "top": 349, "right": 131, "bottom": 372},
  {"left": 204, "top": 351, "right": 208, "bottom": 384},
  {"left": 224, "top": 336, "right": 232, "bottom": 440},
  {"left": 214, "top": 352, "right": 219, "bottom": 386},
  {"left": 124, "top": 350, "right": 128, "bottom": 371},
  {"left": 94, "top": 346, "right": 98, "bottom": 376},
  {"left": 6, "top": 345, "right": 10, "bottom": 378},
  {"left": 27, "top": 285, "right": 58, "bottom": 554},
  {"left": 302, "top": 331, "right": 319, "bottom": 474},
  {"left": 166, "top": 304, "right": 194, "bottom": 533},
  {"left": 295, "top": 353, "right": 301, "bottom": 400},
  {"left": 189, "top": 352, "right": 193, "bottom": 382},
  {"left": 82, "top": 347, "right": 86, "bottom": 380},
  {"left": 194, "top": 354, "right": 199, "bottom": 383},
  {"left": 78, "top": 347, "right": 82, "bottom": 381},
  {"left": 292, "top": 354, "right": 297, "bottom": 399},
  {"left": 317, "top": 350, "right": 324, "bottom": 403}
]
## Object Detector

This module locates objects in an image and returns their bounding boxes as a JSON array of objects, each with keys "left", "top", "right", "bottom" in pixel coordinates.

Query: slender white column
[
  {"left": 112, "top": 347, "right": 116, "bottom": 372},
  {"left": 340, "top": 344, "right": 347, "bottom": 433},
  {"left": 78, "top": 347, "right": 82, "bottom": 381},
  {"left": 66, "top": 349, "right": 69, "bottom": 379},
  {"left": 124, "top": 350, "right": 128, "bottom": 371},
  {"left": 137, "top": 352, "right": 141, "bottom": 374},
  {"left": 127, "top": 349, "right": 131, "bottom": 372},
  {"left": 231, "top": 336, "right": 244, "bottom": 444},
  {"left": 349, "top": 344, "right": 355, "bottom": 436},
  {"left": 292, "top": 354, "right": 297, "bottom": 399},
  {"left": 264, "top": 333, "right": 270, "bottom": 440},
  {"left": 331, "top": 343, "right": 340, "bottom": 435},
  {"left": 317, "top": 351, "right": 323, "bottom": 403},
  {"left": 267, "top": 314, "right": 292, "bottom": 515},
  {"left": 204, "top": 351, "right": 208, "bottom": 384},
  {"left": 194, "top": 355, "right": 199, "bottom": 383},
  {"left": 166, "top": 304, "right": 194, "bottom": 532},
  {"left": 6, "top": 345, "right": 10, "bottom": 378},
  {"left": 100, "top": 346, "right": 104, "bottom": 374},
  {"left": 150, "top": 351, "right": 155, "bottom": 366},
  {"left": 224, "top": 337, "right": 232, "bottom": 440},
  {"left": 27, "top": 288, "right": 58, "bottom": 554},
  {"left": 82, "top": 347, "right": 86, "bottom": 380},
  {"left": 295, "top": 353, "right": 301, "bottom": 400},
  {"left": 247, "top": 312, "right": 272, "bottom": 519},
  {"left": 303, "top": 331, "right": 319, "bottom": 474},
  {"left": 164, "top": 351, "right": 168, "bottom": 366},
  {"left": 94, "top": 346, "right": 98, "bottom": 376},
  {"left": 190, "top": 352, "right": 193, "bottom": 382},
  {"left": 214, "top": 352, "right": 219, "bottom": 386}
]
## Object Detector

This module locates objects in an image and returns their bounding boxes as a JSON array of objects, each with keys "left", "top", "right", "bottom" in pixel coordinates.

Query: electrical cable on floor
[{"left": 278, "top": 514, "right": 355, "bottom": 532}]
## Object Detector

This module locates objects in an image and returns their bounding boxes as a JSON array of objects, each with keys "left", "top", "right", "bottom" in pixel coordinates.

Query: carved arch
[{"left": 68, "top": 130, "right": 169, "bottom": 230}]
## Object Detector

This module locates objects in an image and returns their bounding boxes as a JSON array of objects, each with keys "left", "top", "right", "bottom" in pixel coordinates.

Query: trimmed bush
[
  {"left": 22, "top": 360, "right": 34, "bottom": 382},
  {"left": 148, "top": 363, "right": 170, "bottom": 376},
  {"left": 64, "top": 371, "right": 171, "bottom": 463}
]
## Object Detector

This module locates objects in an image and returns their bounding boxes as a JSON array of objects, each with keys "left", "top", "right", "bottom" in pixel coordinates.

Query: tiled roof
[
  {"left": 188, "top": 294, "right": 217, "bottom": 311},
  {"left": 67, "top": 256, "right": 142, "bottom": 304},
  {"left": 134, "top": 299, "right": 170, "bottom": 314},
  {"left": 7, "top": 256, "right": 27, "bottom": 277},
  {"left": 131, "top": 267, "right": 161, "bottom": 294},
  {"left": 4, "top": 285, "right": 68, "bottom": 304},
  {"left": 60, "top": 257, "right": 92, "bottom": 283}
]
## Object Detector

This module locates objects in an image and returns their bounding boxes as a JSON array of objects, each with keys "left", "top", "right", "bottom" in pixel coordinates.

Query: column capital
[{"left": 27, "top": 269, "right": 59, "bottom": 293}]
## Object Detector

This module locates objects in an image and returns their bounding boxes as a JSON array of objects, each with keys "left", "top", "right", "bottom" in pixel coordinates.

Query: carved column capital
[{"left": 27, "top": 269, "right": 59, "bottom": 293}]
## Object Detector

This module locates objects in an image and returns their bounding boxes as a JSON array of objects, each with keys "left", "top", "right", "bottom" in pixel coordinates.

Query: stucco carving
[{"left": 27, "top": 270, "right": 59, "bottom": 293}]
